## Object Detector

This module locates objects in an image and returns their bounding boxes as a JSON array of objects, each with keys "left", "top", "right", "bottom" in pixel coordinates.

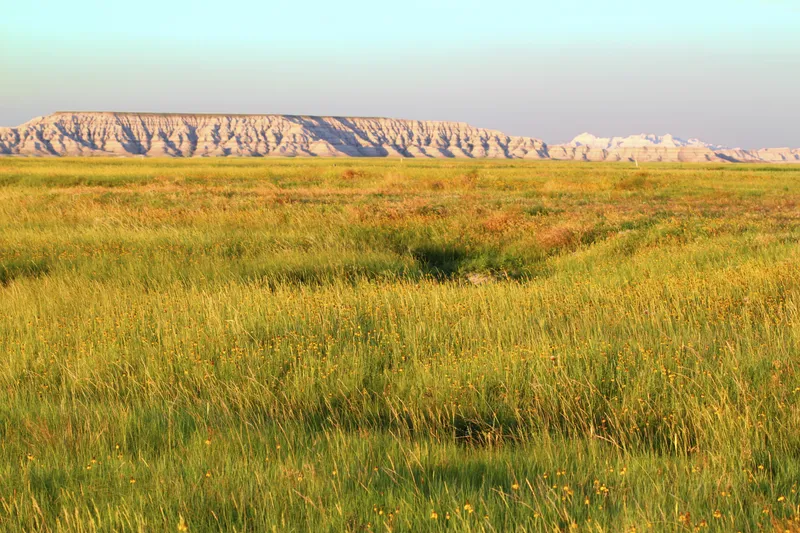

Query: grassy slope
[{"left": 0, "top": 158, "right": 799, "bottom": 532}]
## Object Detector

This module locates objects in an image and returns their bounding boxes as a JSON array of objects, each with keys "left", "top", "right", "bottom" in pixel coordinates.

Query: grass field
[{"left": 1, "top": 157, "right": 799, "bottom": 532}]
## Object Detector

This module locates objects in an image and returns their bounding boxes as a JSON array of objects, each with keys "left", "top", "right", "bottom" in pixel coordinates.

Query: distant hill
[
  {"left": 566, "top": 132, "right": 727, "bottom": 152},
  {"left": 549, "top": 132, "right": 799, "bottom": 163},
  {"left": 1, "top": 112, "right": 798, "bottom": 162}
]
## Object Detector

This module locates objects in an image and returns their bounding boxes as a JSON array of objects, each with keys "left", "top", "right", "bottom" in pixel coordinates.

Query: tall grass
[{"left": 0, "top": 158, "right": 799, "bottom": 531}]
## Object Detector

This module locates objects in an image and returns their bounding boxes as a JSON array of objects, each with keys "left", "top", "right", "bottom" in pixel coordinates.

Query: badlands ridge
[{"left": 1, "top": 112, "right": 798, "bottom": 163}]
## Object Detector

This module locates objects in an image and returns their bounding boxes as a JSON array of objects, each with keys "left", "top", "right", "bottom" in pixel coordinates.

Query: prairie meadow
[{"left": 0, "top": 157, "right": 799, "bottom": 531}]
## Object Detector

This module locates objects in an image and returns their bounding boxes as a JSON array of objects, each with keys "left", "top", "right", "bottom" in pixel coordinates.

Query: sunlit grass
[{"left": 1, "top": 158, "right": 799, "bottom": 531}]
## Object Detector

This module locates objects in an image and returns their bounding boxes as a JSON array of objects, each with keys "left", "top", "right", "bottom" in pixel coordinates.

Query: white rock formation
[
  {"left": 0, "top": 112, "right": 548, "bottom": 159},
  {"left": 548, "top": 132, "right": 725, "bottom": 162},
  {"left": 549, "top": 133, "right": 799, "bottom": 163},
  {"left": 566, "top": 132, "right": 726, "bottom": 151}
]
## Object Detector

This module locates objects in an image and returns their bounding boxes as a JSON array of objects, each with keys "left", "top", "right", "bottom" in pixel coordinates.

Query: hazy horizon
[{"left": 2, "top": 0, "right": 799, "bottom": 149}]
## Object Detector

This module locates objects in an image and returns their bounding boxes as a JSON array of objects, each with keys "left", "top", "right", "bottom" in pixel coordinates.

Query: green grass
[{"left": 1, "top": 157, "right": 799, "bottom": 532}]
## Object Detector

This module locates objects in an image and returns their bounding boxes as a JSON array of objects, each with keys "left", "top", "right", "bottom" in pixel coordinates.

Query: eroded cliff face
[
  {"left": 0, "top": 112, "right": 797, "bottom": 162},
  {"left": 0, "top": 112, "right": 548, "bottom": 159}
]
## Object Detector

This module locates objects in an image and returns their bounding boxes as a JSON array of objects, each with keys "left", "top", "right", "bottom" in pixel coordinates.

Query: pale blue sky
[{"left": 2, "top": 0, "right": 798, "bottom": 147}]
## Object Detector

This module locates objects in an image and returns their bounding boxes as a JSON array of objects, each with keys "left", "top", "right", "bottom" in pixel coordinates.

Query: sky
[{"left": 1, "top": 0, "right": 799, "bottom": 148}]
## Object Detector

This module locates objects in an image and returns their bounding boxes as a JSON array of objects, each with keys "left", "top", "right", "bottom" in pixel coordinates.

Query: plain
[{"left": 0, "top": 158, "right": 798, "bottom": 532}]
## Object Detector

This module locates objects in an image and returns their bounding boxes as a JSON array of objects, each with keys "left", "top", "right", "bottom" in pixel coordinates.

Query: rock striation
[{"left": 0, "top": 112, "right": 798, "bottom": 162}]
